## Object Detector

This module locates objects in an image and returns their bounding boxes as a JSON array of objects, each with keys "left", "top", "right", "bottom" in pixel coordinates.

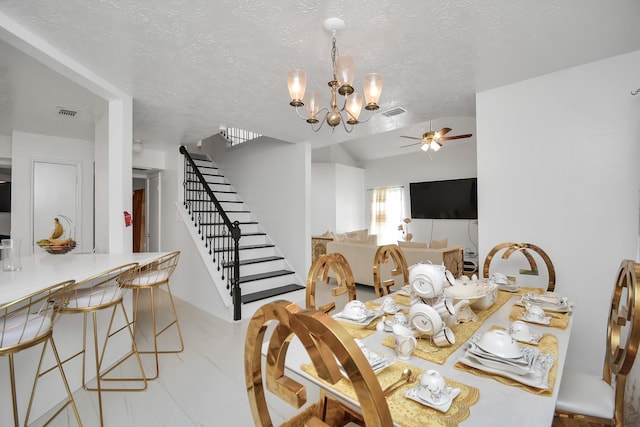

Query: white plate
[
  {"left": 517, "top": 293, "right": 573, "bottom": 313},
  {"left": 334, "top": 309, "right": 380, "bottom": 324},
  {"left": 338, "top": 350, "right": 394, "bottom": 378},
  {"left": 465, "top": 352, "right": 533, "bottom": 376},
  {"left": 457, "top": 352, "right": 555, "bottom": 390},
  {"left": 404, "top": 385, "right": 461, "bottom": 413},
  {"left": 520, "top": 313, "right": 551, "bottom": 325}
]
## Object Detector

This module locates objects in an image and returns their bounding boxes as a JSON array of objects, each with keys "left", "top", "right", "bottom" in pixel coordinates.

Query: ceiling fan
[{"left": 400, "top": 122, "right": 473, "bottom": 152}]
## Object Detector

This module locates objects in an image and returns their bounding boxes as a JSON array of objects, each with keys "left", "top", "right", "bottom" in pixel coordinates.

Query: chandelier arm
[
  {"left": 355, "top": 109, "right": 375, "bottom": 124},
  {"left": 311, "top": 114, "right": 328, "bottom": 132},
  {"left": 294, "top": 106, "right": 310, "bottom": 121},
  {"left": 339, "top": 114, "right": 354, "bottom": 133}
]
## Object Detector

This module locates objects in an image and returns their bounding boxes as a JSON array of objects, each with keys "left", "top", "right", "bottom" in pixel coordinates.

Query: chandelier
[{"left": 287, "top": 18, "right": 383, "bottom": 133}]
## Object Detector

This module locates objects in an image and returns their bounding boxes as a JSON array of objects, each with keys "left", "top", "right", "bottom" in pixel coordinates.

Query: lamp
[{"left": 287, "top": 18, "right": 383, "bottom": 132}]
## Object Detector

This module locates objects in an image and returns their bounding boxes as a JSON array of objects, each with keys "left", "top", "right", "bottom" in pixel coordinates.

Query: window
[{"left": 369, "top": 186, "right": 403, "bottom": 244}]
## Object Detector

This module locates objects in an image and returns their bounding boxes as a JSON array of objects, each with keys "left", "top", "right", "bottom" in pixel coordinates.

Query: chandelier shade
[{"left": 287, "top": 18, "right": 383, "bottom": 132}]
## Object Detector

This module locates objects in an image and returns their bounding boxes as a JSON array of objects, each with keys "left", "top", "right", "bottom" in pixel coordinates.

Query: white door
[{"left": 32, "top": 161, "right": 80, "bottom": 253}]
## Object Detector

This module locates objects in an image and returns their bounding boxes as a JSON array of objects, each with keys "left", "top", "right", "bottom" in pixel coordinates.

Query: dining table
[
  {"left": 282, "top": 287, "right": 574, "bottom": 426},
  {"left": 0, "top": 251, "right": 167, "bottom": 425}
]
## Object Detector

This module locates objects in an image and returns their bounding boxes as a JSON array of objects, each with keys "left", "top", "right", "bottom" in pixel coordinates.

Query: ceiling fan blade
[
  {"left": 400, "top": 136, "right": 425, "bottom": 141},
  {"left": 437, "top": 127, "right": 452, "bottom": 137},
  {"left": 440, "top": 133, "right": 473, "bottom": 141},
  {"left": 400, "top": 142, "right": 422, "bottom": 148}
]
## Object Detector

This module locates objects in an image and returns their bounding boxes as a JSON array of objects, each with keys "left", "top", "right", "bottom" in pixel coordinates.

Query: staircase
[{"left": 180, "top": 148, "right": 305, "bottom": 319}]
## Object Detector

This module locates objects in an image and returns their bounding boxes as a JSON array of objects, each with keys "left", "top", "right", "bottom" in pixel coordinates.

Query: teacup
[
  {"left": 525, "top": 304, "right": 546, "bottom": 322},
  {"left": 392, "top": 324, "right": 417, "bottom": 360},
  {"left": 432, "top": 298, "right": 455, "bottom": 319},
  {"left": 432, "top": 327, "right": 455, "bottom": 347},
  {"left": 342, "top": 300, "right": 367, "bottom": 320},
  {"left": 418, "top": 369, "right": 446, "bottom": 402},
  {"left": 509, "top": 320, "right": 532, "bottom": 341},
  {"left": 384, "top": 312, "right": 408, "bottom": 332},
  {"left": 380, "top": 296, "right": 399, "bottom": 314}
]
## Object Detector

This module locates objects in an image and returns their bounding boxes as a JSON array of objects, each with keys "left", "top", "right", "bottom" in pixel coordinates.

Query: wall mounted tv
[
  {"left": 0, "top": 182, "right": 10, "bottom": 212},
  {"left": 410, "top": 178, "right": 477, "bottom": 219}
]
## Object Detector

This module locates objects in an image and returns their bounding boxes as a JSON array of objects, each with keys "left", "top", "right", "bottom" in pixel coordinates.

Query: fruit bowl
[{"left": 37, "top": 239, "right": 77, "bottom": 254}]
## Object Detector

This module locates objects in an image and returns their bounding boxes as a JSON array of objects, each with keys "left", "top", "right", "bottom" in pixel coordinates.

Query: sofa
[{"left": 325, "top": 239, "right": 464, "bottom": 288}]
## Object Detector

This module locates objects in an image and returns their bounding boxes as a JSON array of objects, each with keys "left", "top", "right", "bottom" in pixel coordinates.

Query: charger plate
[{"left": 301, "top": 361, "right": 479, "bottom": 427}]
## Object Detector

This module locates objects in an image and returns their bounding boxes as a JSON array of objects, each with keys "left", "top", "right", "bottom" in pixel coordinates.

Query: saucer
[
  {"left": 510, "top": 329, "right": 543, "bottom": 345},
  {"left": 404, "top": 385, "right": 460, "bottom": 413},
  {"left": 520, "top": 313, "right": 551, "bottom": 325}
]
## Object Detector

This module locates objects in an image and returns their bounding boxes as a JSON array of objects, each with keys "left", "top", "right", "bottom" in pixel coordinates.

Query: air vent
[
  {"left": 382, "top": 107, "right": 406, "bottom": 118},
  {"left": 56, "top": 107, "right": 78, "bottom": 117}
]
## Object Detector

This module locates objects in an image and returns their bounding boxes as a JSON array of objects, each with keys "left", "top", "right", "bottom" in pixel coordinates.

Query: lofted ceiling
[{"left": 0, "top": 1, "right": 640, "bottom": 162}]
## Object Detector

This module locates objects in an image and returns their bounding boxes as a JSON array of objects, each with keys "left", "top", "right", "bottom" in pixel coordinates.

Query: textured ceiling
[{"left": 1, "top": 1, "right": 640, "bottom": 161}]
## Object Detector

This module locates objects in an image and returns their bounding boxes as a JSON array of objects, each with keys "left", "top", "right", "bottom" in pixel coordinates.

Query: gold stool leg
[{"left": 8, "top": 354, "right": 19, "bottom": 427}]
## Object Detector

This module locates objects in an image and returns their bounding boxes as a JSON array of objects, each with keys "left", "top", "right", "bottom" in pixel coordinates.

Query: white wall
[
  {"left": 476, "top": 49, "right": 640, "bottom": 384},
  {"left": 311, "top": 163, "right": 337, "bottom": 234},
  {"left": 10, "top": 131, "right": 94, "bottom": 255},
  {"left": 362, "top": 127, "right": 478, "bottom": 251},
  {"left": 207, "top": 136, "right": 310, "bottom": 280}
]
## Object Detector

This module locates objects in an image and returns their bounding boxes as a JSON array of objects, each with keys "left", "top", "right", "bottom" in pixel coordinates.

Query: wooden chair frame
[
  {"left": 483, "top": 242, "right": 556, "bottom": 292},
  {"left": 305, "top": 252, "right": 357, "bottom": 314},
  {"left": 372, "top": 244, "right": 409, "bottom": 297},
  {"left": 245, "top": 300, "right": 393, "bottom": 426}
]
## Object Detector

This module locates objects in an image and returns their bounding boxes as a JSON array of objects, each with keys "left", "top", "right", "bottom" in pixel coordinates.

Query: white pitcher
[{"left": 392, "top": 324, "right": 417, "bottom": 360}]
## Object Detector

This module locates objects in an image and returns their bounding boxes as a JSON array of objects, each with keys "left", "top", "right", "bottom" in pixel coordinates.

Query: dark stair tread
[
  {"left": 189, "top": 153, "right": 210, "bottom": 161},
  {"left": 213, "top": 243, "right": 274, "bottom": 253},
  {"left": 191, "top": 209, "right": 250, "bottom": 213},
  {"left": 222, "top": 255, "right": 283, "bottom": 268},
  {"left": 241, "top": 284, "right": 305, "bottom": 304},
  {"left": 200, "top": 221, "right": 258, "bottom": 226},
  {"left": 187, "top": 198, "right": 242, "bottom": 203},
  {"left": 239, "top": 269, "right": 294, "bottom": 284},
  {"left": 206, "top": 232, "right": 265, "bottom": 238}
]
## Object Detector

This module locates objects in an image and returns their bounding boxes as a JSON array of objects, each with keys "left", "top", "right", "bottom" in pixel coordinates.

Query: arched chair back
[
  {"left": 245, "top": 300, "right": 393, "bottom": 426},
  {"left": 373, "top": 244, "right": 409, "bottom": 297},
  {"left": 482, "top": 242, "right": 556, "bottom": 292},
  {"left": 305, "top": 252, "right": 357, "bottom": 314},
  {"left": 555, "top": 259, "right": 640, "bottom": 426}
]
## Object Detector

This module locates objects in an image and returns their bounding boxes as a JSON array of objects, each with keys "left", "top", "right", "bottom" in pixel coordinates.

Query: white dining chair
[{"left": 554, "top": 259, "right": 640, "bottom": 426}]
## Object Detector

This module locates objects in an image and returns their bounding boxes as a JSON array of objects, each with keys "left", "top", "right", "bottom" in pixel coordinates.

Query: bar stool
[
  {"left": 373, "top": 243, "right": 410, "bottom": 297},
  {"left": 117, "top": 251, "right": 183, "bottom": 380},
  {"left": 55, "top": 262, "right": 146, "bottom": 426},
  {"left": 0, "top": 279, "right": 82, "bottom": 426}
]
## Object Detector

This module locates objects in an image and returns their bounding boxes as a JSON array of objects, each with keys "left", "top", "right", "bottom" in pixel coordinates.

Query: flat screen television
[
  {"left": 410, "top": 178, "right": 477, "bottom": 219},
  {"left": 0, "top": 182, "right": 10, "bottom": 213}
]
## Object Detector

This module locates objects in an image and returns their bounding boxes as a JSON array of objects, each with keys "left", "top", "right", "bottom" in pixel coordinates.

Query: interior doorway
[{"left": 133, "top": 171, "right": 160, "bottom": 252}]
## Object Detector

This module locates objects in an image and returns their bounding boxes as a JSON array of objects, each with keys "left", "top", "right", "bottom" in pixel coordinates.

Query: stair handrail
[{"left": 179, "top": 145, "right": 242, "bottom": 320}]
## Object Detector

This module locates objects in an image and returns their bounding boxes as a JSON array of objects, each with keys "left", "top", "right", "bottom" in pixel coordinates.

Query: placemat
[
  {"left": 382, "top": 290, "right": 514, "bottom": 364},
  {"left": 301, "top": 361, "right": 479, "bottom": 427},
  {"left": 508, "top": 305, "right": 570, "bottom": 330},
  {"left": 454, "top": 331, "right": 558, "bottom": 396}
]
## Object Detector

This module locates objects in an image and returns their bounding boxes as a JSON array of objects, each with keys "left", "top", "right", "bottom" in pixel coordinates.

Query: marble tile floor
[{"left": 31, "top": 282, "right": 376, "bottom": 427}]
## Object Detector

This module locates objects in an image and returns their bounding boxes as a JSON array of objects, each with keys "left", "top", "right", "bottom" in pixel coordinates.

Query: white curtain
[{"left": 369, "top": 187, "right": 403, "bottom": 244}]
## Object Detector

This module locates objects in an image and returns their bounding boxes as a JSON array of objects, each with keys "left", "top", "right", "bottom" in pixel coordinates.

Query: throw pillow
[
  {"left": 429, "top": 238, "right": 448, "bottom": 249},
  {"left": 397, "top": 241, "right": 428, "bottom": 249}
]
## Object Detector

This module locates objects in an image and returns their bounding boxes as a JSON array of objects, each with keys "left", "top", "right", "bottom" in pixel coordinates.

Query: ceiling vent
[
  {"left": 56, "top": 107, "right": 78, "bottom": 117},
  {"left": 382, "top": 107, "right": 406, "bottom": 118}
]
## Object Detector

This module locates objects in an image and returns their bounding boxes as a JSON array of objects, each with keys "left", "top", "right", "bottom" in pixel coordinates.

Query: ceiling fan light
[
  {"left": 287, "top": 68, "right": 306, "bottom": 106},
  {"left": 420, "top": 144, "right": 429, "bottom": 152},
  {"left": 363, "top": 73, "right": 383, "bottom": 110},
  {"left": 430, "top": 141, "right": 441, "bottom": 152},
  {"left": 345, "top": 93, "right": 363, "bottom": 123}
]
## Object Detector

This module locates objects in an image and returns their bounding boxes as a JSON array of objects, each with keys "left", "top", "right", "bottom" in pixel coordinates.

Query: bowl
[
  {"left": 408, "top": 303, "right": 443, "bottom": 336},
  {"left": 444, "top": 280, "right": 498, "bottom": 311},
  {"left": 509, "top": 320, "right": 532, "bottom": 341},
  {"left": 477, "top": 330, "right": 522, "bottom": 359},
  {"left": 409, "top": 263, "right": 445, "bottom": 298},
  {"left": 342, "top": 300, "right": 367, "bottom": 320}
]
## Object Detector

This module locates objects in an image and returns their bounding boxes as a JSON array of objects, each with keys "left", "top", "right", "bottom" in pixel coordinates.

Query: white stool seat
[
  {"left": 66, "top": 284, "right": 122, "bottom": 309},
  {"left": 0, "top": 313, "right": 51, "bottom": 347},
  {"left": 555, "top": 368, "right": 615, "bottom": 419},
  {"left": 129, "top": 270, "right": 169, "bottom": 286}
]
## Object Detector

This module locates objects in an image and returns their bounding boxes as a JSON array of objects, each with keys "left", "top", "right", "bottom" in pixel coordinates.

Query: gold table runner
[
  {"left": 454, "top": 328, "right": 559, "bottom": 396},
  {"left": 301, "top": 361, "right": 479, "bottom": 427},
  {"left": 382, "top": 290, "right": 514, "bottom": 364}
]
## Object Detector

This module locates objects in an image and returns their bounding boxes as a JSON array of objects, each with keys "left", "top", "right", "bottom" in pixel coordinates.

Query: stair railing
[{"left": 179, "top": 146, "right": 242, "bottom": 320}]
